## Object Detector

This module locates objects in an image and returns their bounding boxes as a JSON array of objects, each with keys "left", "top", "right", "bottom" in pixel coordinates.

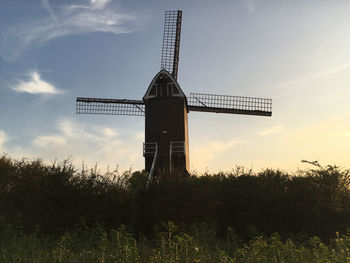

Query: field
[{"left": 1, "top": 155, "right": 350, "bottom": 262}]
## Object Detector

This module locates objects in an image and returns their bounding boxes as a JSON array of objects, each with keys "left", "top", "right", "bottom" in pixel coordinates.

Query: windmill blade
[
  {"left": 161, "top": 10, "right": 182, "bottom": 80},
  {"left": 76, "top": 97, "right": 145, "bottom": 116},
  {"left": 187, "top": 93, "right": 272, "bottom": 117}
]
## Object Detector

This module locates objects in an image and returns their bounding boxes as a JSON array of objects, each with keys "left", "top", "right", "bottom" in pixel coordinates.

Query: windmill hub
[{"left": 76, "top": 10, "right": 272, "bottom": 182}]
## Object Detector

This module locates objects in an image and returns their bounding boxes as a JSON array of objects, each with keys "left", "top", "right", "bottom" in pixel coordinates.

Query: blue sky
[{"left": 1, "top": 0, "right": 349, "bottom": 173}]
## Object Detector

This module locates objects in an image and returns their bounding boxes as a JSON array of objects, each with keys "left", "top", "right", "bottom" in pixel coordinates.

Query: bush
[{"left": 0, "top": 154, "right": 349, "bottom": 241}]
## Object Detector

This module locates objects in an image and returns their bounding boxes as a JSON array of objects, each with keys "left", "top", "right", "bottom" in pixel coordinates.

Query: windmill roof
[{"left": 143, "top": 69, "right": 187, "bottom": 101}]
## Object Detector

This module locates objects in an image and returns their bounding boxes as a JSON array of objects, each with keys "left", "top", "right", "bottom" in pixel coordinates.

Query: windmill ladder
[{"left": 144, "top": 143, "right": 158, "bottom": 186}]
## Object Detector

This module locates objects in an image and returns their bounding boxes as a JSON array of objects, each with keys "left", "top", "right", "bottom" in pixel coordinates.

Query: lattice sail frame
[
  {"left": 76, "top": 97, "right": 145, "bottom": 116},
  {"left": 187, "top": 93, "right": 272, "bottom": 116},
  {"left": 76, "top": 93, "right": 272, "bottom": 117},
  {"left": 160, "top": 10, "right": 182, "bottom": 80},
  {"left": 76, "top": 11, "right": 273, "bottom": 118}
]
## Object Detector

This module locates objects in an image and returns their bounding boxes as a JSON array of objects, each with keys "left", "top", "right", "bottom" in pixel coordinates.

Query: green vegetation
[
  {"left": 1, "top": 155, "right": 350, "bottom": 262},
  {"left": 2, "top": 221, "right": 350, "bottom": 262}
]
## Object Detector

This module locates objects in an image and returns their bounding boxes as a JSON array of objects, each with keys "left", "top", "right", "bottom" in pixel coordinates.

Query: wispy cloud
[
  {"left": 191, "top": 137, "right": 246, "bottom": 171},
  {"left": 67, "top": 0, "right": 111, "bottom": 11},
  {"left": 41, "top": 0, "right": 59, "bottom": 24},
  {"left": 32, "top": 135, "right": 66, "bottom": 148},
  {"left": 55, "top": 119, "right": 119, "bottom": 143},
  {"left": 0, "top": 0, "right": 142, "bottom": 61},
  {"left": 27, "top": 118, "right": 143, "bottom": 171},
  {"left": 0, "top": 130, "right": 8, "bottom": 152},
  {"left": 11, "top": 71, "right": 63, "bottom": 94},
  {"left": 258, "top": 125, "right": 284, "bottom": 136},
  {"left": 278, "top": 63, "right": 350, "bottom": 89},
  {"left": 90, "top": 0, "right": 111, "bottom": 10},
  {"left": 100, "top": 127, "right": 119, "bottom": 137}
]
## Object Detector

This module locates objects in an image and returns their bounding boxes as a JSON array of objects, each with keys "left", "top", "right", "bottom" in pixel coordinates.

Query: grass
[{"left": 2, "top": 221, "right": 350, "bottom": 263}]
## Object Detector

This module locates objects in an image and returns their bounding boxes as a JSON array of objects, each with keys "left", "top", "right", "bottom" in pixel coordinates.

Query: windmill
[{"left": 76, "top": 10, "right": 272, "bottom": 179}]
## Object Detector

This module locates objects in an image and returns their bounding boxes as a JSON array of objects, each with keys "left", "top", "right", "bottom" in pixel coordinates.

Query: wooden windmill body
[
  {"left": 76, "top": 10, "right": 272, "bottom": 179},
  {"left": 143, "top": 69, "right": 189, "bottom": 174}
]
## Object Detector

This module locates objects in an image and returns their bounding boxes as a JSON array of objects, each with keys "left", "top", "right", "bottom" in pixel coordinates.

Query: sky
[{"left": 0, "top": 0, "right": 349, "bottom": 174}]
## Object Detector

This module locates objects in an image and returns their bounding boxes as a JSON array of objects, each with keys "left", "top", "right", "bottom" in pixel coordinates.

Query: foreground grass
[{"left": 2, "top": 222, "right": 350, "bottom": 263}]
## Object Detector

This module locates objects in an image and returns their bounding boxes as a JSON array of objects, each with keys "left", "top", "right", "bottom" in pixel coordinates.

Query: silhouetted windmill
[{"left": 76, "top": 10, "right": 272, "bottom": 180}]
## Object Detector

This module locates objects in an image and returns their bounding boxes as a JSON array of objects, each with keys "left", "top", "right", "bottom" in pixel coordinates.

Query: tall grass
[{"left": 1, "top": 221, "right": 350, "bottom": 262}]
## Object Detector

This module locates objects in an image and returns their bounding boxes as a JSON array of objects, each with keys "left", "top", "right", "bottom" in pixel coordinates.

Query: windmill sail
[
  {"left": 76, "top": 97, "right": 145, "bottom": 116},
  {"left": 187, "top": 93, "right": 272, "bottom": 116},
  {"left": 161, "top": 10, "right": 182, "bottom": 80}
]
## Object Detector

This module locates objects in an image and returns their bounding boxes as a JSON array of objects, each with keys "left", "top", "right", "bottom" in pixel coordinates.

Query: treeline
[{"left": 0, "top": 155, "right": 349, "bottom": 241}]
